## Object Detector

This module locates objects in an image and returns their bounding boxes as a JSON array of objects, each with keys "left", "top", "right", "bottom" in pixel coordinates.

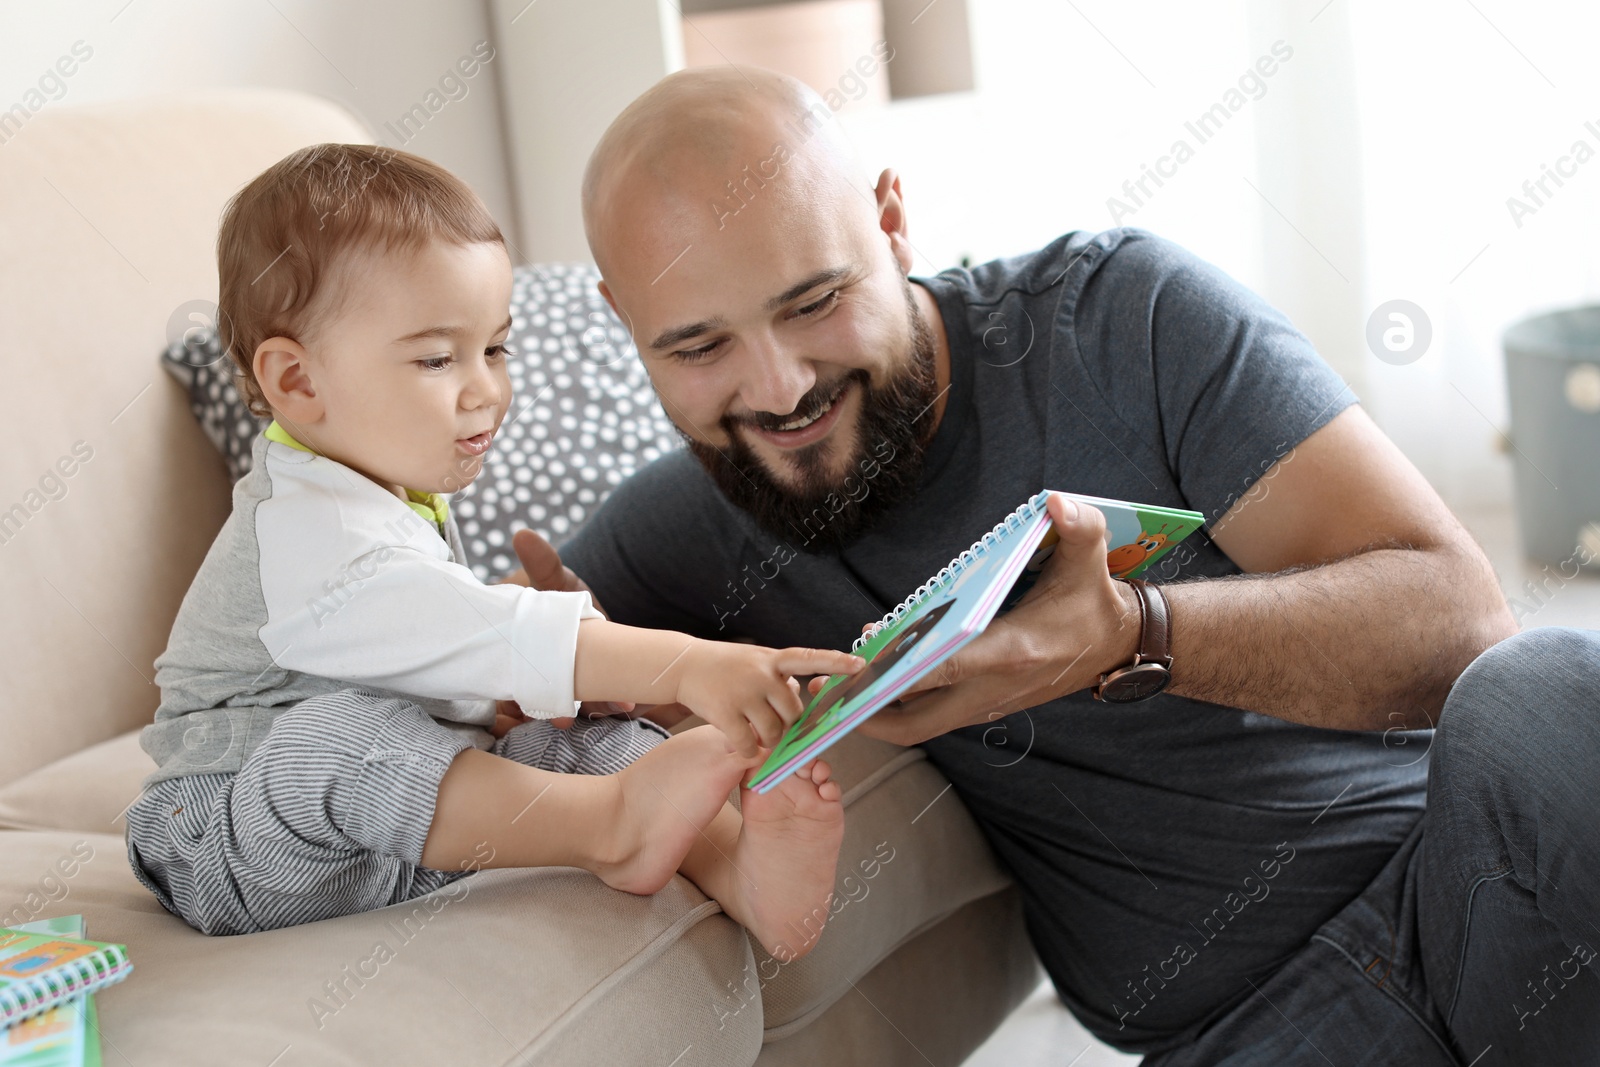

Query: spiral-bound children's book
[
  {"left": 0, "top": 922, "right": 129, "bottom": 1037},
  {"left": 747, "top": 490, "right": 1205, "bottom": 792},
  {"left": 0, "top": 916, "right": 104, "bottom": 1067}
]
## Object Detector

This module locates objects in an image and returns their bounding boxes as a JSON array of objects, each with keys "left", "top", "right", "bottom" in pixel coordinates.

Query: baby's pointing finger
[{"left": 777, "top": 648, "right": 865, "bottom": 678}]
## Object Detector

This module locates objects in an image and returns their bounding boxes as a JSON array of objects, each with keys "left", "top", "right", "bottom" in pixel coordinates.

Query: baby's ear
[{"left": 254, "top": 336, "right": 322, "bottom": 422}]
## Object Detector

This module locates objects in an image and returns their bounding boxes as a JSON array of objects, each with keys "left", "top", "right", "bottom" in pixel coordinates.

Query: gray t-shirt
[{"left": 562, "top": 228, "right": 1429, "bottom": 1052}]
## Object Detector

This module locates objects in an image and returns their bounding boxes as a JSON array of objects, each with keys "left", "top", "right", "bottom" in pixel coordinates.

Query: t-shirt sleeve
[{"left": 1070, "top": 230, "right": 1357, "bottom": 528}]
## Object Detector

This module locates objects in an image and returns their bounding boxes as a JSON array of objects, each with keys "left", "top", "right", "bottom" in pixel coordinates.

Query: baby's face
[{"left": 296, "top": 238, "right": 514, "bottom": 497}]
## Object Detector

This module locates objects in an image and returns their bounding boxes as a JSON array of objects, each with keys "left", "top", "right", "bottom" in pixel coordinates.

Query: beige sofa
[{"left": 0, "top": 89, "right": 1040, "bottom": 1064}]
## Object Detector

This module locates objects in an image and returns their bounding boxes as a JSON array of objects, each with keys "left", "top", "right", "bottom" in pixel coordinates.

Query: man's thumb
[
  {"left": 1047, "top": 493, "right": 1108, "bottom": 550},
  {"left": 513, "top": 527, "right": 569, "bottom": 592}
]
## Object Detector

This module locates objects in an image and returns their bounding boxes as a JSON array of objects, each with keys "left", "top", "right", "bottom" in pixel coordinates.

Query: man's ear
[
  {"left": 872, "top": 168, "right": 914, "bottom": 276},
  {"left": 597, "top": 279, "right": 620, "bottom": 318},
  {"left": 596, "top": 280, "right": 639, "bottom": 344},
  {"left": 254, "top": 336, "right": 324, "bottom": 425}
]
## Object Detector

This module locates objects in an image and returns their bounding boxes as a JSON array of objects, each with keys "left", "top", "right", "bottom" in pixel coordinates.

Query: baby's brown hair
[{"left": 217, "top": 143, "right": 504, "bottom": 417}]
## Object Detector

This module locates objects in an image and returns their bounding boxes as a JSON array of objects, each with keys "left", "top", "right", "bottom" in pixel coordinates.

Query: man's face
[
  {"left": 291, "top": 239, "right": 514, "bottom": 498},
  {"left": 601, "top": 174, "right": 940, "bottom": 550}
]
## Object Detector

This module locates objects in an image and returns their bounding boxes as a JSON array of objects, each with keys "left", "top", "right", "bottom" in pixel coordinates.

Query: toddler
[{"left": 125, "top": 144, "right": 863, "bottom": 962}]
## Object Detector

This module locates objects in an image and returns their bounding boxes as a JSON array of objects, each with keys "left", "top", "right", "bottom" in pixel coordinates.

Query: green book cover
[
  {"left": 0, "top": 923, "right": 127, "bottom": 1048},
  {"left": 0, "top": 916, "right": 103, "bottom": 1067}
]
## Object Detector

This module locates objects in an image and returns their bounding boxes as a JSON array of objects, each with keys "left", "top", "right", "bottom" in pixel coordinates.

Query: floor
[
  {"left": 1458, "top": 503, "right": 1600, "bottom": 632},
  {"left": 965, "top": 980, "right": 1139, "bottom": 1067},
  {"left": 962, "top": 500, "right": 1600, "bottom": 1066}
]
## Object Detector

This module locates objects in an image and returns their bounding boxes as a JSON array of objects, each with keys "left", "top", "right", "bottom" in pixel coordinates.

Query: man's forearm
[{"left": 1162, "top": 543, "right": 1516, "bottom": 730}]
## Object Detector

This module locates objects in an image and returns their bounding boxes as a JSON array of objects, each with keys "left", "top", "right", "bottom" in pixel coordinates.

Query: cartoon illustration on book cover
[
  {"left": 807, "top": 598, "right": 957, "bottom": 729},
  {"left": 0, "top": 939, "right": 95, "bottom": 979}
]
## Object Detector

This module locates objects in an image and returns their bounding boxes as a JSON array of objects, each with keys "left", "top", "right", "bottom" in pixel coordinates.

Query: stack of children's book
[{"left": 0, "top": 918, "right": 131, "bottom": 1067}]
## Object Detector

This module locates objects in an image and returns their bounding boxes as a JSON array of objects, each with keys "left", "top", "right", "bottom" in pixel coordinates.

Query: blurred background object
[
  {"left": 1502, "top": 306, "right": 1600, "bottom": 571},
  {"left": 680, "top": 0, "right": 893, "bottom": 109}
]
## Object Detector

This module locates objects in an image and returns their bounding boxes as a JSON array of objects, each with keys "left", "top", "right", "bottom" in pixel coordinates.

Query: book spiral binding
[
  {"left": 0, "top": 943, "right": 132, "bottom": 1028},
  {"left": 852, "top": 490, "right": 1049, "bottom": 653}
]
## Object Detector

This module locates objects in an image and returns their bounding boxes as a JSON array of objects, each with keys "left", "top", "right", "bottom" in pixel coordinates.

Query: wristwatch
[{"left": 1093, "top": 578, "right": 1173, "bottom": 703}]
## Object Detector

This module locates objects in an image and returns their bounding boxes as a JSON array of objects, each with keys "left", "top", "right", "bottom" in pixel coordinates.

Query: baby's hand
[{"left": 676, "top": 643, "right": 864, "bottom": 759}]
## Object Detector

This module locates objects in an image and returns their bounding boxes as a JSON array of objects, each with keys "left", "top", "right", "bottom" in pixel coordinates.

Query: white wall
[
  {"left": 1349, "top": 0, "right": 1600, "bottom": 513},
  {"left": 837, "top": 0, "right": 1600, "bottom": 526},
  {"left": 834, "top": 0, "right": 1367, "bottom": 392},
  {"left": 0, "top": 0, "right": 518, "bottom": 242}
]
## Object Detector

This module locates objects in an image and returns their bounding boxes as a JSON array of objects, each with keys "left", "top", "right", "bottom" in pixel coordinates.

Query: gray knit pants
[{"left": 124, "top": 688, "right": 667, "bottom": 936}]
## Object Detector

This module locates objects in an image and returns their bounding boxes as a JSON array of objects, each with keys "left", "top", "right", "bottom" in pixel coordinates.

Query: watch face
[{"left": 1100, "top": 663, "right": 1171, "bottom": 703}]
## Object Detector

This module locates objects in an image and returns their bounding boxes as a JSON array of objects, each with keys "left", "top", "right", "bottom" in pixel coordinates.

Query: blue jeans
[{"left": 1145, "top": 627, "right": 1600, "bottom": 1065}]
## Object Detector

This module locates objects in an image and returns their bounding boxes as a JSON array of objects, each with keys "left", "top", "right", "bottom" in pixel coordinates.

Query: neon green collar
[
  {"left": 403, "top": 488, "right": 450, "bottom": 528},
  {"left": 264, "top": 420, "right": 450, "bottom": 529},
  {"left": 263, "top": 419, "right": 315, "bottom": 454}
]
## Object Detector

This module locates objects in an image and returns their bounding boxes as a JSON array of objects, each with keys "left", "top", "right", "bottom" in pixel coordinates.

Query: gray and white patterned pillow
[{"left": 160, "top": 262, "right": 683, "bottom": 582}]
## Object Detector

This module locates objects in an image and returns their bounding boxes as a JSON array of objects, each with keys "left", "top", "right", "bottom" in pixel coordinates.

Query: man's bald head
[
  {"left": 581, "top": 66, "right": 869, "bottom": 280},
  {"left": 576, "top": 66, "right": 947, "bottom": 554}
]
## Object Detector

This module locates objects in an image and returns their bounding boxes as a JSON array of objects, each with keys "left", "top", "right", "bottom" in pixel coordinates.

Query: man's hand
[
  {"left": 856, "top": 494, "right": 1141, "bottom": 746},
  {"left": 502, "top": 528, "right": 593, "bottom": 598},
  {"left": 503, "top": 527, "right": 636, "bottom": 726}
]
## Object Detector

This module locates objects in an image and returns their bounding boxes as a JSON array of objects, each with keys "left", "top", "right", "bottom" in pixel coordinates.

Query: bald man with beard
[{"left": 505, "top": 66, "right": 1600, "bottom": 1065}]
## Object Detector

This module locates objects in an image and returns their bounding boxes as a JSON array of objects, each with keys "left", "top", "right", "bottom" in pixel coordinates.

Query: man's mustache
[{"left": 724, "top": 370, "right": 867, "bottom": 435}]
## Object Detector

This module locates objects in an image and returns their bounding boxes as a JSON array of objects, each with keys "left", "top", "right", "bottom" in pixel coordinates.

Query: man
[{"left": 507, "top": 67, "right": 1600, "bottom": 1063}]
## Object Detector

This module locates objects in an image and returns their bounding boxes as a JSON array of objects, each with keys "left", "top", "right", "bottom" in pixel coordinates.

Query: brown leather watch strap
[{"left": 1127, "top": 578, "right": 1173, "bottom": 670}]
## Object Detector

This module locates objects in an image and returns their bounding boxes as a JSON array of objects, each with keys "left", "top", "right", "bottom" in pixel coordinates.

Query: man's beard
[{"left": 684, "top": 277, "right": 941, "bottom": 553}]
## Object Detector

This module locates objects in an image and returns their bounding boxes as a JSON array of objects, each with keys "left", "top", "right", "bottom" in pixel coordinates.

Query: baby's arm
[
  {"left": 573, "top": 618, "right": 863, "bottom": 757},
  {"left": 260, "top": 542, "right": 604, "bottom": 720}
]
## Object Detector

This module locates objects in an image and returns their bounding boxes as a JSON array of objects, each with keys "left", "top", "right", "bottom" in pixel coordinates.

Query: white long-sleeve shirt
[{"left": 142, "top": 422, "right": 601, "bottom": 785}]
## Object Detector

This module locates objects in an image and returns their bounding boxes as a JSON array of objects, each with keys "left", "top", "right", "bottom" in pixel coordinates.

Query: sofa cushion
[
  {"left": 0, "top": 730, "right": 151, "bottom": 834},
  {"left": 0, "top": 829, "right": 761, "bottom": 1066},
  {"left": 742, "top": 739, "right": 1015, "bottom": 1032},
  {"left": 159, "top": 262, "right": 683, "bottom": 582},
  {"left": 156, "top": 331, "right": 263, "bottom": 491},
  {"left": 756, "top": 888, "right": 1041, "bottom": 1065}
]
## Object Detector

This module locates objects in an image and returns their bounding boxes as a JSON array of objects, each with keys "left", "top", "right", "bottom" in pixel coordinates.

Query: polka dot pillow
[{"left": 160, "top": 262, "right": 683, "bottom": 582}]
